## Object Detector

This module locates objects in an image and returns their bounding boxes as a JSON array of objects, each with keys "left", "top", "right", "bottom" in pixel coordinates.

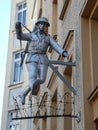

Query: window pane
[
  {"left": 13, "top": 52, "right": 23, "bottom": 83},
  {"left": 8, "top": 111, "right": 20, "bottom": 130},
  {"left": 17, "top": 3, "right": 26, "bottom": 25},
  {"left": 18, "top": 12, "right": 22, "bottom": 22},
  {"left": 23, "top": 3, "right": 27, "bottom": 8},
  {"left": 14, "top": 61, "right": 20, "bottom": 82},
  {"left": 9, "top": 87, "right": 21, "bottom": 106},
  {"left": 15, "top": 53, "right": 21, "bottom": 59},
  {"left": 23, "top": 10, "right": 26, "bottom": 25},
  {"left": 18, "top": 5, "right": 22, "bottom": 10},
  {"left": 10, "top": 125, "right": 16, "bottom": 130},
  {"left": 20, "top": 65, "right": 23, "bottom": 81}
]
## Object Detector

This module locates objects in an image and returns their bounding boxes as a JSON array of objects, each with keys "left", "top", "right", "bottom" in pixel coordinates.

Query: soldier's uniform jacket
[{"left": 16, "top": 30, "right": 65, "bottom": 64}]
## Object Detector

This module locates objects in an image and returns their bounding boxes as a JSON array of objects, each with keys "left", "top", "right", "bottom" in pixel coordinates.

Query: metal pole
[
  {"left": 50, "top": 60, "right": 76, "bottom": 66},
  {"left": 21, "top": 23, "right": 32, "bottom": 33},
  {"left": 12, "top": 114, "right": 78, "bottom": 120}
]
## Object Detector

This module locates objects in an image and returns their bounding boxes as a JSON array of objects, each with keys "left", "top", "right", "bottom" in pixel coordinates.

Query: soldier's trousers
[
  {"left": 21, "top": 62, "right": 48, "bottom": 97},
  {"left": 26, "top": 62, "right": 48, "bottom": 89}
]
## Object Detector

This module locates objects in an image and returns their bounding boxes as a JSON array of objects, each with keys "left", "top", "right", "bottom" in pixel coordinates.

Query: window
[
  {"left": 9, "top": 87, "right": 22, "bottom": 106},
  {"left": 13, "top": 52, "right": 23, "bottom": 84},
  {"left": 17, "top": 2, "right": 27, "bottom": 25},
  {"left": 8, "top": 111, "right": 21, "bottom": 130}
]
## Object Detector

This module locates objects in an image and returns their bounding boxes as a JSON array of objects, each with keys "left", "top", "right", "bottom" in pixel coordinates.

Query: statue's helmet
[{"left": 35, "top": 17, "right": 50, "bottom": 27}]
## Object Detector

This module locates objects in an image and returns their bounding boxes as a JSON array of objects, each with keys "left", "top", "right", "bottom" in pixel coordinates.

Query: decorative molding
[
  {"left": 31, "top": 0, "right": 36, "bottom": 18},
  {"left": 8, "top": 82, "right": 24, "bottom": 88},
  {"left": 38, "top": 8, "right": 42, "bottom": 18},
  {"left": 59, "top": 0, "right": 71, "bottom": 20},
  {"left": 63, "top": 30, "right": 74, "bottom": 50},
  {"left": 88, "top": 85, "right": 98, "bottom": 101},
  {"left": 53, "top": 0, "right": 57, "bottom": 4},
  {"left": 47, "top": 67, "right": 57, "bottom": 89},
  {"left": 81, "top": 0, "right": 96, "bottom": 18},
  {"left": 39, "top": 92, "right": 48, "bottom": 108}
]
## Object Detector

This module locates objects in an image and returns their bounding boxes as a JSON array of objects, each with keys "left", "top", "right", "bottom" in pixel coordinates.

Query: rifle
[
  {"left": 20, "top": 42, "right": 29, "bottom": 66},
  {"left": 19, "top": 24, "right": 31, "bottom": 67}
]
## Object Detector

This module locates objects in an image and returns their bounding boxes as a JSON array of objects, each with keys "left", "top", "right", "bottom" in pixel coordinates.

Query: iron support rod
[
  {"left": 12, "top": 114, "right": 78, "bottom": 120},
  {"left": 50, "top": 60, "right": 76, "bottom": 66},
  {"left": 21, "top": 23, "right": 32, "bottom": 33}
]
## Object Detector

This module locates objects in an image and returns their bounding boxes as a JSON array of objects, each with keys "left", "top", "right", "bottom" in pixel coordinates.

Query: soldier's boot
[
  {"left": 32, "top": 80, "right": 40, "bottom": 95},
  {"left": 19, "top": 87, "right": 31, "bottom": 105}
]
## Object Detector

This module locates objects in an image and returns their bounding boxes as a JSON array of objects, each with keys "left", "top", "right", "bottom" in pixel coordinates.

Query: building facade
[{"left": 1, "top": 0, "right": 98, "bottom": 130}]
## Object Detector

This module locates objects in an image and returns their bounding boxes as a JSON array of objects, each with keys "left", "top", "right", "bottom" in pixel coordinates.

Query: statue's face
[{"left": 38, "top": 22, "right": 47, "bottom": 32}]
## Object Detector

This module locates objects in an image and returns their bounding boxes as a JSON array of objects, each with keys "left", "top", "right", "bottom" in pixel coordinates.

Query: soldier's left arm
[{"left": 49, "top": 36, "right": 68, "bottom": 57}]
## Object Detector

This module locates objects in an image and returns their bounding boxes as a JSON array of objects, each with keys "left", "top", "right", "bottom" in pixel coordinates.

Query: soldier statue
[{"left": 15, "top": 17, "right": 68, "bottom": 104}]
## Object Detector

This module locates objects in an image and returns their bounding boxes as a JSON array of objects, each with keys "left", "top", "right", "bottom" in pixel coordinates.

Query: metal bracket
[
  {"left": 76, "top": 112, "right": 81, "bottom": 123},
  {"left": 48, "top": 61, "right": 77, "bottom": 95}
]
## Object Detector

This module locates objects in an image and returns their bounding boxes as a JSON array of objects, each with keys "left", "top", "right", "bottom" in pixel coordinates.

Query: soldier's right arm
[{"left": 15, "top": 22, "right": 32, "bottom": 41}]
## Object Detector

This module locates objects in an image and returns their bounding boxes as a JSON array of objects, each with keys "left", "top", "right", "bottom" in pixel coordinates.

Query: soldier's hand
[
  {"left": 62, "top": 51, "right": 69, "bottom": 58},
  {"left": 15, "top": 21, "right": 21, "bottom": 29}
]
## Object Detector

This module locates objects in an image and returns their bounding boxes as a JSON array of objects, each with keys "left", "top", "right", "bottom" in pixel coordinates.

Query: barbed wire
[{"left": 11, "top": 92, "right": 76, "bottom": 120}]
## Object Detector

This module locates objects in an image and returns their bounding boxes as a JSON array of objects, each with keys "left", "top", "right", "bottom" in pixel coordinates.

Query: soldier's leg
[
  {"left": 31, "top": 64, "right": 48, "bottom": 95},
  {"left": 39, "top": 64, "right": 48, "bottom": 84},
  {"left": 27, "top": 62, "right": 38, "bottom": 88},
  {"left": 20, "top": 62, "right": 38, "bottom": 104}
]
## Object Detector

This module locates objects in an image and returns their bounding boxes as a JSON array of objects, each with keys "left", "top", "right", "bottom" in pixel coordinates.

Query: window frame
[
  {"left": 8, "top": 111, "right": 21, "bottom": 130},
  {"left": 16, "top": 2, "right": 27, "bottom": 25},
  {"left": 12, "top": 52, "right": 23, "bottom": 84}
]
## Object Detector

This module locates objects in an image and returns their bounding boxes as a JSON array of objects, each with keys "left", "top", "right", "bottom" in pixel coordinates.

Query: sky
[{"left": 0, "top": 0, "right": 11, "bottom": 128}]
